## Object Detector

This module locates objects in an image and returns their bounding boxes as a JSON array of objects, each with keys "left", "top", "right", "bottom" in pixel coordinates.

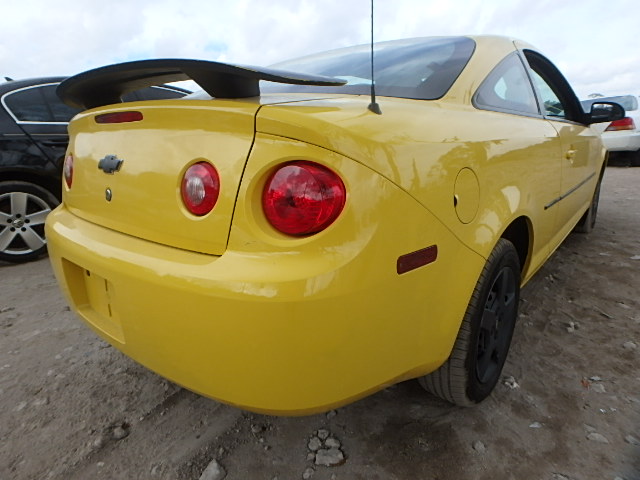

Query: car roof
[
  {"left": 0, "top": 77, "right": 67, "bottom": 95},
  {"left": 0, "top": 76, "right": 191, "bottom": 96}
]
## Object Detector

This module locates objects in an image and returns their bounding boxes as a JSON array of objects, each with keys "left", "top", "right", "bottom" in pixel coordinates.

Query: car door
[
  {"left": 2, "top": 83, "right": 81, "bottom": 187},
  {"left": 473, "top": 51, "right": 563, "bottom": 270},
  {"left": 523, "top": 50, "right": 603, "bottom": 246}
]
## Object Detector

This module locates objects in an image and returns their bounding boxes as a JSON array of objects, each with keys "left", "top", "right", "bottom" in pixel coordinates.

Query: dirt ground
[{"left": 1, "top": 166, "right": 639, "bottom": 480}]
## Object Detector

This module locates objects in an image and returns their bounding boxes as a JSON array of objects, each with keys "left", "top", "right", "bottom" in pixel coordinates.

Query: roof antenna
[{"left": 367, "top": 0, "right": 382, "bottom": 115}]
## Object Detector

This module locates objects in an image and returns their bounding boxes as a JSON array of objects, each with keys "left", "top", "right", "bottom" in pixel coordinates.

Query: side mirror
[{"left": 587, "top": 101, "right": 625, "bottom": 124}]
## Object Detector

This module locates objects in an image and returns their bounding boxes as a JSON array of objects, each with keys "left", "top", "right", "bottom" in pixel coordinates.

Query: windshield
[{"left": 261, "top": 37, "right": 475, "bottom": 100}]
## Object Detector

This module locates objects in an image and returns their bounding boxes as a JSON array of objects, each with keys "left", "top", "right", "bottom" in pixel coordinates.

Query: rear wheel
[
  {"left": 419, "top": 239, "right": 520, "bottom": 406},
  {"left": 0, "top": 181, "right": 59, "bottom": 263},
  {"left": 574, "top": 172, "right": 603, "bottom": 233}
]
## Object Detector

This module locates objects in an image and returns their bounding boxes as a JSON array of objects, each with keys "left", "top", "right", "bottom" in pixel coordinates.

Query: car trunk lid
[{"left": 64, "top": 99, "right": 259, "bottom": 256}]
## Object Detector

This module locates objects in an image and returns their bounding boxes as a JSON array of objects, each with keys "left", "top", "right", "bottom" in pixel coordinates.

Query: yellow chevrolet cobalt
[{"left": 46, "top": 36, "right": 622, "bottom": 415}]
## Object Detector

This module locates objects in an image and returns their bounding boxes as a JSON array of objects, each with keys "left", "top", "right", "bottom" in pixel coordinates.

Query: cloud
[{"left": 1, "top": 0, "right": 638, "bottom": 98}]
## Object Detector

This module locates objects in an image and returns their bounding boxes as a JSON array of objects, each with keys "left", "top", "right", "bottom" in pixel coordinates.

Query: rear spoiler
[{"left": 57, "top": 59, "right": 346, "bottom": 109}]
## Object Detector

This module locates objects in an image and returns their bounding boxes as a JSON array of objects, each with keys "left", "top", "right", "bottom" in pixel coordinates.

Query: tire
[
  {"left": 419, "top": 239, "right": 520, "bottom": 406},
  {"left": 0, "top": 181, "right": 59, "bottom": 263},
  {"left": 606, "top": 152, "right": 629, "bottom": 167},
  {"left": 574, "top": 172, "right": 603, "bottom": 233}
]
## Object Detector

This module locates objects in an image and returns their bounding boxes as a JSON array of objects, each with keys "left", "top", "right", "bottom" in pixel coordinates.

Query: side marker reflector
[{"left": 397, "top": 245, "right": 438, "bottom": 274}]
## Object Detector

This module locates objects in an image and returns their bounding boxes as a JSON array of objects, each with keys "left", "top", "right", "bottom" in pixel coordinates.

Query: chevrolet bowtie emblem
[{"left": 98, "top": 155, "right": 124, "bottom": 174}]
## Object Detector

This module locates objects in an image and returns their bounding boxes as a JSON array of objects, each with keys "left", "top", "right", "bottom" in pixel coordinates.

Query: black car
[{"left": 0, "top": 77, "right": 189, "bottom": 263}]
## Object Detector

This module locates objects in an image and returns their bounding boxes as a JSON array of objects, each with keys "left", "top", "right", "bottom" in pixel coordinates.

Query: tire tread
[{"left": 419, "top": 239, "right": 518, "bottom": 406}]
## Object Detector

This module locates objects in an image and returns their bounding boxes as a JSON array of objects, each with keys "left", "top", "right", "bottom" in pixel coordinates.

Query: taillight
[
  {"left": 262, "top": 161, "right": 346, "bottom": 236},
  {"left": 95, "top": 111, "right": 143, "bottom": 124},
  {"left": 605, "top": 117, "right": 635, "bottom": 131},
  {"left": 181, "top": 162, "right": 220, "bottom": 216},
  {"left": 63, "top": 154, "right": 74, "bottom": 189}
]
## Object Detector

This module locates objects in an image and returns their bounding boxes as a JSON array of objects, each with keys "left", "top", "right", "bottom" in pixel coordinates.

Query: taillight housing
[
  {"left": 605, "top": 117, "right": 635, "bottom": 131},
  {"left": 95, "top": 111, "right": 143, "bottom": 124},
  {"left": 63, "top": 154, "right": 74, "bottom": 189},
  {"left": 262, "top": 161, "right": 346, "bottom": 236},
  {"left": 181, "top": 162, "right": 220, "bottom": 216}
]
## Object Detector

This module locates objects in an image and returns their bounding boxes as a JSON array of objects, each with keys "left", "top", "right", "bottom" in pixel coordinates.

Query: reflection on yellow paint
[{"left": 501, "top": 186, "right": 521, "bottom": 214}]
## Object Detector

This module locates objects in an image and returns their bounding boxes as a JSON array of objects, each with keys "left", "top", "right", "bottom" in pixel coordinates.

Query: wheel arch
[
  {"left": 0, "top": 169, "right": 61, "bottom": 201},
  {"left": 499, "top": 215, "right": 530, "bottom": 280}
]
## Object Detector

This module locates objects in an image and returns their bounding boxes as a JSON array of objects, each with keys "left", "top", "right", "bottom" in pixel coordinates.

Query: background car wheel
[
  {"left": 574, "top": 172, "right": 603, "bottom": 233},
  {"left": 418, "top": 238, "right": 520, "bottom": 406},
  {"left": 0, "top": 181, "right": 59, "bottom": 263}
]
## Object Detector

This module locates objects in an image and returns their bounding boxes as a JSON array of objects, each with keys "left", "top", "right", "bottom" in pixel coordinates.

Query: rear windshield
[
  {"left": 581, "top": 95, "right": 638, "bottom": 112},
  {"left": 261, "top": 37, "right": 476, "bottom": 100}
]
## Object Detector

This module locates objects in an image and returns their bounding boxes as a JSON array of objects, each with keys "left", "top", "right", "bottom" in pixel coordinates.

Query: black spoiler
[{"left": 57, "top": 59, "right": 346, "bottom": 110}]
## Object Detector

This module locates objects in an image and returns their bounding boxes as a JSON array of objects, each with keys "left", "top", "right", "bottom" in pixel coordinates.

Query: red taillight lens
[
  {"left": 63, "top": 154, "right": 74, "bottom": 189},
  {"left": 95, "top": 111, "right": 143, "bottom": 124},
  {"left": 181, "top": 162, "right": 220, "bottom": 216},
  {"left": 605, "top": 117, "right": 635, "bottom": 131},
  {"left": 262, "top": 161, "right": 346, "bottom": 236}
]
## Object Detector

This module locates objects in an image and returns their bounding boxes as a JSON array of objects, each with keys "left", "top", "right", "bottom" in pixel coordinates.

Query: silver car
[{"left": 582, "top": 95, "right": 640, "bottom": 166}]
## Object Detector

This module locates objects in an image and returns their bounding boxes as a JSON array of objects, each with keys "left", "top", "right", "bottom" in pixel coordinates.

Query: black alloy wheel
[
  {"left": 574, "top": 171, "right": 603, "bottom": 233},
  {"left": 419, "top": 238, "right": 521, "bottom": 406},
  {"left": 475, "top": 263, "right": 517, "bottom": 385}
]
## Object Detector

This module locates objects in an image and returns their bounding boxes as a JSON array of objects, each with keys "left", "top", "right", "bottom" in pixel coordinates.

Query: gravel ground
[{"left": 1, "top": 166, "right": 639, "bottom": 480}]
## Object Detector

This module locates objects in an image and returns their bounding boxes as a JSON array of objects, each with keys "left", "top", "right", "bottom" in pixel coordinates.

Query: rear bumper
[
  {"left": 602, "top": 131, "right": 640, "bottom": 152},
  {"left": 46, "top": 138, "right": 484, "bottom": 415},
  {"left": 47, "top": 206, "right": 482, "bottom": 414}
]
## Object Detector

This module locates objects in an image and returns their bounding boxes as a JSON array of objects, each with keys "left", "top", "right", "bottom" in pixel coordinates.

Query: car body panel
[
  {"left": 0, "top": 78, "right": 71, "bottom": 198},
  {"left": 256, "top": 96, "right": 572, "bottom": 281},
  {"left": 602, "top": 130, "right": 640, "bottom": 151},
  {"left": 548, "top": 121, "right": 603, "bottom": 244},
  {"left": 47, "top": 135, "right": 485, "bottom": 414},
  {"left": 46, "top": 35, "right": 608, "bottom": 414},
  {"left": 65, "top": 100, "right": 258, "bottom": 255},
  {"left": 0, "top": 78, "right": 190, "bottom": 262}
]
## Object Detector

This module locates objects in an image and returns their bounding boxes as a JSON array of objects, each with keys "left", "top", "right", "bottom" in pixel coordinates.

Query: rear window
[
  {"left": 261, "top": 37, "right": 476, "bottom": 100},
  {"left": 122, "top": 86, "right": 189, "bottom": 102}
]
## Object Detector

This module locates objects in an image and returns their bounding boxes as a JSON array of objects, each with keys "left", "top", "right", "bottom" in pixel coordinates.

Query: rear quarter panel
[{"left": 257, "top": 97, "right": 565, "bottom": 281}]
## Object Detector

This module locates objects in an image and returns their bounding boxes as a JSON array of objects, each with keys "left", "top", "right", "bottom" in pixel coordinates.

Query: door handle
[{"left": 565, "top": 149, "right": 577, "bottom": 161}]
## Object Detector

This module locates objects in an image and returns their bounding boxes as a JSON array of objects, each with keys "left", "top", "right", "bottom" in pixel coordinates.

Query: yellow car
[{"left": 46, "top": 36, "right": 623, "bottom": 415}]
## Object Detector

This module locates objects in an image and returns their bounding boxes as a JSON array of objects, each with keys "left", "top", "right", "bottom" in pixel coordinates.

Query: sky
[{"left": 1, "top": 0, "right": 638, "bottom": 99}]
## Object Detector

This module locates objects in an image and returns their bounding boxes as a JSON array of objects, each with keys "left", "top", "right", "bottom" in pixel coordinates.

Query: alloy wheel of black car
[
  {"left": 419, "top": 239, "right": 520, "bottom": 405},
  {"left": 0, "top": 181, "right": 58, "bottom": 263}
]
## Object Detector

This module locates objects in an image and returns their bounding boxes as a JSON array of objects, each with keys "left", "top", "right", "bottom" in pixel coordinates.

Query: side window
[
  {"left": 3, "top": 84, "right": 80, "bottom": 122},
  {"left": 42, "top": 85, "right": 82, "bottom": 122},
  {"left": 3, "top": 87, "right": 51, "bottom": 121},
  {"left": 474, "top": 53, "right": 539, "bottom": 116},
  {"left": 523, "top": 50, "right": 584, "bottom": 123},
  {"left": 529, "top": 70, "right": 565, "bottom": 118}
]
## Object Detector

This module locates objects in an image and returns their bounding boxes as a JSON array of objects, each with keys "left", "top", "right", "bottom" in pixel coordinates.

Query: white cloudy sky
[{"left": 1, "top": 0, "right": 638, "bottom": 98}]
